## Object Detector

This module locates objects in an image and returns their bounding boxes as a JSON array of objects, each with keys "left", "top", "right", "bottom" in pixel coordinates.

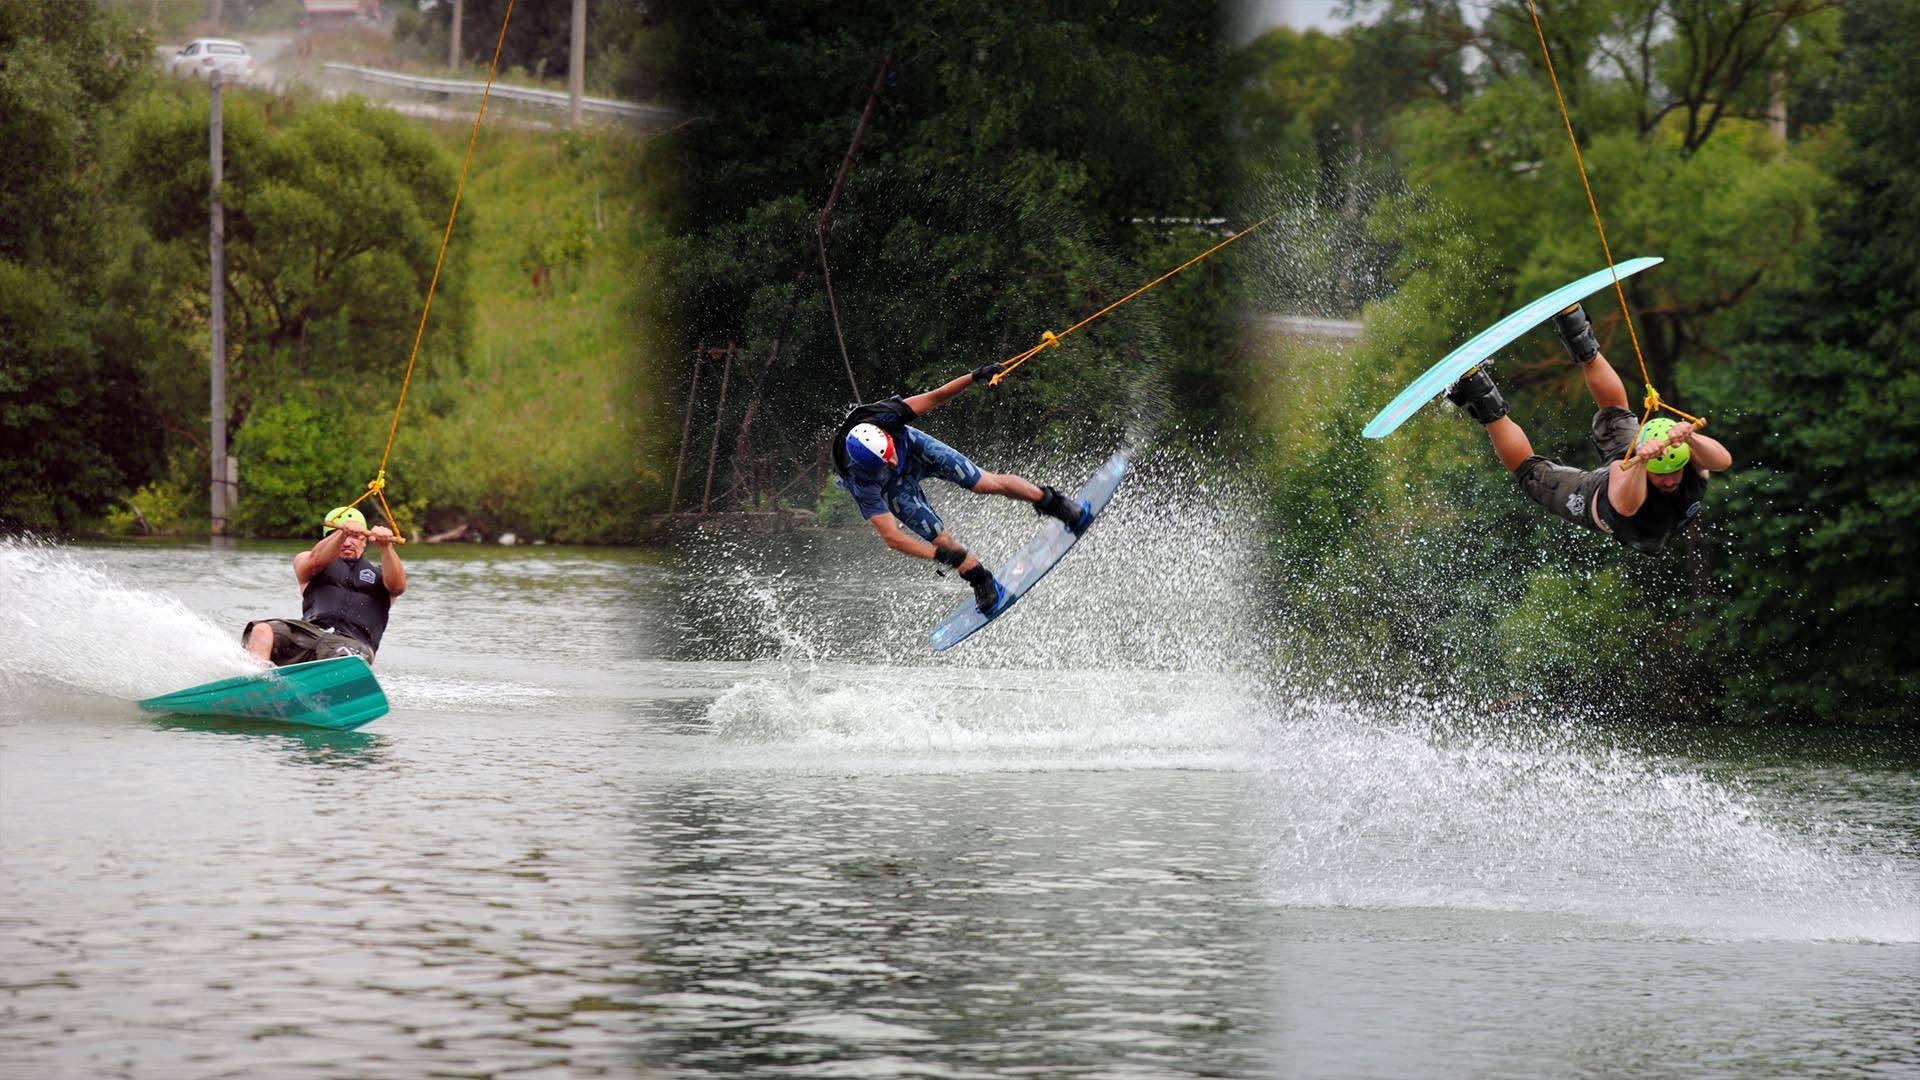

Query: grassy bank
[
  {"left": 107, "top": 86, "right": 669, "bottom": 544},
  {"left": 395, "top": 122, "right": 670, "bottom": 543}
]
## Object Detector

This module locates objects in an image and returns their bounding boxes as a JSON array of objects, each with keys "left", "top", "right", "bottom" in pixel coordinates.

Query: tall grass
[{"left": 394, "top": 123, "right": 671, "bottom": 543}]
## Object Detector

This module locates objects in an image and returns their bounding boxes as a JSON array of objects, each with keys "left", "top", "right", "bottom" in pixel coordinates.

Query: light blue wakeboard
[
  {"left": 929, "top": 449, "right": 1129, "bottom": 652},
  {"left": 138, "top": 656, "right": 388, "bottom": 731},
  {"left": 1362, "top": 256, "right": 1664, "bottom": 439}
]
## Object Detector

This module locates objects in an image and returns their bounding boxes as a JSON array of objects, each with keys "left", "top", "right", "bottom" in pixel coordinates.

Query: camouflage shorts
[
  {"left": 242, "top": 618, "right": 374, "bottom": 666},
  {"left": 1513, "top": 406, "right": 1637, "bottom": 532}
]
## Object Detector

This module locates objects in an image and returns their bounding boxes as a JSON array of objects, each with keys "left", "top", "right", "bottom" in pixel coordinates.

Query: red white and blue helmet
[{"left": 845, "top": 423, "right": 899, "bottom": 473}]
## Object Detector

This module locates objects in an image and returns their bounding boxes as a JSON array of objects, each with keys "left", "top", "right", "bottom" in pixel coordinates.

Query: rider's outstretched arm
[
  {"left": 1686, "top": 431, "right": 1733, "bottom": 473},
  {"left": 869, "top": 513, "right": 939, "bottom": 559},
  {"left": 294, "top": 528, "right": 351, "bottom": 586},
  {"left": 868, "top": 514, "right": 982, "bottom": 573},
  {"left": 902, "top": 360, "right": 1008, "bottom": 417}
]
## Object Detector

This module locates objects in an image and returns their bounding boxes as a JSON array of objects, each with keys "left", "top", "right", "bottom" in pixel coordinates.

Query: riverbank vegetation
[
  {"left": 1236, "top": 1, "right": 1915, "bottom": 722},
  {"left": 0, "top": 2, "right": 666, "bottom": 544}
]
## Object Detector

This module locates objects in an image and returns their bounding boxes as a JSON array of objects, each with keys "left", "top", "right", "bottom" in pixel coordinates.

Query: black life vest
[
  {"left": 1596, "top": 469, "right": 1710, "bottom": 553},
  {"left": 302, "top": 556, "right": 393, "bottom": 650},
  {"left": 829, "top": 396, "right": 916, "bottom": 481}
]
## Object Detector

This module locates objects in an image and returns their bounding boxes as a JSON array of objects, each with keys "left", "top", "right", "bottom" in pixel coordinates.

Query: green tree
[
  {"left": 114, "top": 87, "right": 471, "bottom": 532},
  {"left": 1235, "top": 0, "right": 1843, "bottom": 712},
  {"left": 1230, "top": 22, "right": 1445, "bottom": 316},
  {"left": 228, "top": 390, "right": 374, "bottom": 536},
  {"left": 1356, "top": 0, "right": 1838, "bottom": 401},
  {"left": 654, "top": 0, "right": 1232, "bottom": 509},
  {"left": 1697, "top": 1, "right": 1920, "bottom": 721},
  {"left": 0, "top": 2, "right": 165, "bottom": 530}
]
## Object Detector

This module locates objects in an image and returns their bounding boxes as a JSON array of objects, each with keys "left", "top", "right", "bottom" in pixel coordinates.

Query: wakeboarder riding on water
[
  {"left": 242, "top": 506, "right": 407, "bottom": 665},
  {"left": 832, "top": 360, "right": 1094, "bottom": 613},
  {"left": 1444, "top": 302, "right": 1733, "bottom": 553}
]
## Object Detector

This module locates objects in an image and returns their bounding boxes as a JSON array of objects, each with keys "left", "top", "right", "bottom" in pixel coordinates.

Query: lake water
[{"left": 1, "top": 518, "right": 1914, "bottom": 1078}]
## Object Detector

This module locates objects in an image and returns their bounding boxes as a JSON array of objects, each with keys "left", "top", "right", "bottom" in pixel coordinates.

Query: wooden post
[
  {"left": 569, "top": 0, "right": 586, "bottom": 127},
  {"left": 700, "top": 342, "right": 734, "bottom": 514},
  {"left": 449, "top": 0, "right": 463, "bottom": 70},
  {"left": 209, "top": 69, "right": 229, "bottom": 536},
  {"left": 1768, "top": 69, "right": 1788, "bottom": 146},
  {"left": 669, "top": 345, "right": 705, "bottom": 512}
]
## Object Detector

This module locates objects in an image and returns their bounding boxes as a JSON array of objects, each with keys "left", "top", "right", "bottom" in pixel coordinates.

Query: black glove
[
  {"left": 972, "top": 360, "right": 1007, "bottom": 385},
  {"left": 1551, "top": 303, "right": 1600, "bottom": 364},
  {"left": 933, "top": 542, "right": 968, "bottom": 568}
]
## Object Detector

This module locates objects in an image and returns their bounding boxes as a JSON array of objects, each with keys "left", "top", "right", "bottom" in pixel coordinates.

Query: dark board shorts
[
  {"left": 242, "top": 619, "right": 374, "bottom": 666},
  {"left": 1513, "top": 406, "right": 1637, "bottom": 533}
]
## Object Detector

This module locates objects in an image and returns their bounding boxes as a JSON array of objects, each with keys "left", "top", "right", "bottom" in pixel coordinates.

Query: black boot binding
[
  {"left": 1551, "top": 302, "right": 1600, "bottom": 364},
  {"left": 1445, "top": 364, "right": 1509, "bottom": 424},
  {"left": 959, "top": 562, "right": 1003, "bottom": 613},
  {"left": 1034, "top": 485, "right": 1093, "bottom": 536}
]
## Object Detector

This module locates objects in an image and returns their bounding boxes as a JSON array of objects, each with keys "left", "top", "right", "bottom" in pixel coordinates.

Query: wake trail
[
  {"left": 1251, "top": 695, "right": 1920, "bottom": 944},
  {"left": 0, "top": 538, "right": 259, "bottom": 701}
]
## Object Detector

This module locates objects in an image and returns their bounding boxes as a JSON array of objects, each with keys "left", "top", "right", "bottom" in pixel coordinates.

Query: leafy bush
[{"left": 229, "top": 391, "right": 378, "bottom": 538}]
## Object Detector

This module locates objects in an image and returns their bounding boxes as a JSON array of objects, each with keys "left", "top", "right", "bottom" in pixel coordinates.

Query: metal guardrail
[{"left": 321, "top": 62, "right": 679, "bottom": 125}]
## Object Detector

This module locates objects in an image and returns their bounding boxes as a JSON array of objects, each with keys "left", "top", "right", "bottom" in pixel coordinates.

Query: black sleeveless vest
[
  {"left": 830, "top": 397, "right": 916, "bottom": 481},
  {"left": 1597, "top": 470, "right": 1709, "bottom": 553},
  {"left": 302, "top": 557, "right": 393, "bottom": 649}
]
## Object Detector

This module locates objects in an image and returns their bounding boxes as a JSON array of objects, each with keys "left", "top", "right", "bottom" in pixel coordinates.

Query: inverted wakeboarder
[
  {"left": 243, "top": 506, "right": 407, "bottom": 665},
  {"left": 1444, "top": 302, "right": 1733, "bottom": 553},
  {"left": 831, "top": 361, "right": 1094, "bottom": 612}
]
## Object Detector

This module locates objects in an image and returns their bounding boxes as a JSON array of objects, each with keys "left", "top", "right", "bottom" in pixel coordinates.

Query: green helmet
[
  {"left": 1637, "top": 417, "right": 1691, "bottom": 475},
  {"left": 323, "top": 506, "right": 367, "bottom": 534}
]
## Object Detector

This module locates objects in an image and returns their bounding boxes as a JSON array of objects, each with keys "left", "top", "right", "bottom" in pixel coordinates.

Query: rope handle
[
  {"left": 341, "top": 471, "right": 409, "bottom": 544},
  {"left": 1619, "top": 406, "right": 1709, "bottom": 469}
]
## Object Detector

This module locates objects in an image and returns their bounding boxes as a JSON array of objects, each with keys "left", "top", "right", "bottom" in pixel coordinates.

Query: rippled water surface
[{"left": 2, "top": 530, "right": 1916, "bottom": 1078}]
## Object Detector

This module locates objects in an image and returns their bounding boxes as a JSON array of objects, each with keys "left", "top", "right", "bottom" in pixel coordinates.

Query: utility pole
[
  {"left": 449, "top": 0, "right": 463, "bottom": 70},
  {"left": 209, "top": 69, "right": 229, "bottom": 536},
  {"left": 569, "top": 0, "right": 586, "bottom": 127}
]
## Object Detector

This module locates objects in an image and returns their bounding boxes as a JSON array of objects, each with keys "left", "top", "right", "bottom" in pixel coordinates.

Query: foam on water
[
  {"left": 677, "top": 448, "right": 1272, "bottom": 770},
  {"left": 697, "top": 662, "right": 1257, "bottom": 773},
  {"left": 0, "top": 538, "right": 260, "bottom": 700},
  {"left": 1251, "top": 693, "right": 1919, "bottom": 943},
  {"left": 678, "top": 445, "right": 1914, "bottom": 942}
]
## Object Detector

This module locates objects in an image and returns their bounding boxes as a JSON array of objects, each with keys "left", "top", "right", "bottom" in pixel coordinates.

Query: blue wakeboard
[
  {"left": 1362, "top": 256, "right": 1664, "bottom": 439},
  {"left": 138, "top": 656, "right": 389, "bottom": 731},
  {"left": 929, "top": 449, "right": 1129, "bottom": 652}
]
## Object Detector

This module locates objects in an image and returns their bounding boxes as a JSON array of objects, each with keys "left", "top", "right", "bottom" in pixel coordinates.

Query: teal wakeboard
[
  {"left": 138, "top": 656, "right": 388, "bottom": 731},
  {"left": 929, "top": 449, "right": 1128, "bottom": 652},
  {"left": 1362, "top": 256, "right": 1664, "bottom": 439}
]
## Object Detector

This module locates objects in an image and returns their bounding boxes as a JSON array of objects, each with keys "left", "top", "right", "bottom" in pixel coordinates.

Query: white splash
[
  {"left": 0, "top": 537, "right": 259, "bottom": 700},
  {"left": 1252, "top": 693, "right": 1920, "bottom": 943}
]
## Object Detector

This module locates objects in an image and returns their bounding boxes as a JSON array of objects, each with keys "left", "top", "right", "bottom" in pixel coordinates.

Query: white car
[{"left": 168, "top": 39, "right": 258, "bottom": 83}]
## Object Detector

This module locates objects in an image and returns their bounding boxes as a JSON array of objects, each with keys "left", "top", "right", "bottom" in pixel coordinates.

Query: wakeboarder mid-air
[
  {"left": 831, "top": 360, "right": 1094, "bottom": 613},
  {"left": 1444, "top": 302, "right": 1734, "bottom": 553},
  {"left": 242, "top": 506, "right": 407, "bottom": 665}
]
